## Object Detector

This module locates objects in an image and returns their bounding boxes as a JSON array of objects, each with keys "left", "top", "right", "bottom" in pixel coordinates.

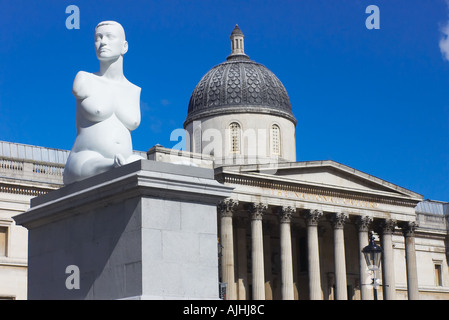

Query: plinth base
[{"left": 14, "top": 160, "right": 232, "bottom": 300}]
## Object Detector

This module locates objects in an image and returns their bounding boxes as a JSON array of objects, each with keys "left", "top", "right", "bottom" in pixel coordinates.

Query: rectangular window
[
  {"left": 230, "top": 123, "right": 241, "bottom": 153},
  {"left": 271, "top": 125, "right": 281, "bottom": 156},
  {"left": 435, "top": 264, "right": 442, "bottom": 286},
  {"left": 0, "top": 227, "right": 8, "bottom": 257}
]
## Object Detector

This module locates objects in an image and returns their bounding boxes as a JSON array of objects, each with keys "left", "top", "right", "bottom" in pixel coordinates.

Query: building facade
[
  {"left": 0, "top": 26, "right": 448, "bottom": 300},
  {"left": 214, "top": 162, "right": 449, "bottom": 300},
  {"left": 0, "top": 142, "right": 68, "bottom": 300}
]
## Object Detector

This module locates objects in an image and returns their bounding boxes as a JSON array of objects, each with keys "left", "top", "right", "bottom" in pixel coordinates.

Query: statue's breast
[
  {"left": 112, "top": 86, "right": 141, "bottom": 131},
  {"left": 75, "top": 74, "right": 140, "bottom": 129},
  {"left": 79, "top": 92, "right": 114, "bottom": 123}
]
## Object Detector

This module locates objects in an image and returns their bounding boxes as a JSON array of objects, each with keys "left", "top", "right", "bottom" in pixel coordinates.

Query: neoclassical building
[{"left": 0, "top": 26, "right": 448, "bottom": 300}]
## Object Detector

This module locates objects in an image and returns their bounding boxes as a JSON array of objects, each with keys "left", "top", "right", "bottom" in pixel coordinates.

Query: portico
[{"left": 215, "top": 160, "right": 423, "bottom": 300}]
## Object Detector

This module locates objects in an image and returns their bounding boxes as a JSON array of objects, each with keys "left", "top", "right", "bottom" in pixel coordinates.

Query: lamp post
[
  {"left": 217, "top": 238, "right": 227, "bottom": 300},
  {"left": 362, "top": 232, "right": 382, "bottom": 300}
]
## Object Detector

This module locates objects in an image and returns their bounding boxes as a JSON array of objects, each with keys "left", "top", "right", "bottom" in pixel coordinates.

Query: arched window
[
  {"left": 229, "top": 122, "right": 241, "bottom": 153},
  {"left": 271, "top": 124, "right": 281, "bottom": 156}
]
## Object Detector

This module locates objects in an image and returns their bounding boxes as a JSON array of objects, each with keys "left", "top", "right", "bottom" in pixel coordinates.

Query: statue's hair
[{"left": 95, "top": 21, "right": 126, "bottom": 39}]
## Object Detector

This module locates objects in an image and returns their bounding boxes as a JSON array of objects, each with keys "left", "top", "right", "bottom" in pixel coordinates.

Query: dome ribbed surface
[{"left": 185, "top": 57, "right": 296, "bottom": 126}]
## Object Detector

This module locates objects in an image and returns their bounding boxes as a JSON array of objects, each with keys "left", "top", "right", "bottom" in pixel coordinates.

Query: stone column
[
  {"left": 291, "top": 226, "right": 299, "bottom": 299},
  {"left": 305, "top": 209, "right": 323, "bottom": 300},
  {"left": 379, "top": 219, "right": 397, "bottom": 300},
  {"left": 401, "top": 221, "right": 419, "bottom": 300},
  {"left": 248, "top": 203, "right": 267, "bottom": 300},
  {"left": 218, "top": 199, "right": 239, "bottom": 300},
  {"left": 263, "top": 223, "right": 273, "bottom": 300},
  {"left": 331, "top": 212, "right": 348, "bottom": 300},
  {"left": 278, "top": 206, "right": 295, "bottom": 300},
  {"left": 356, "top": 216, "right": 373, "bottom": 300},
  {"left": 235, "top": 218, "right": 248, "bottom": 300}
]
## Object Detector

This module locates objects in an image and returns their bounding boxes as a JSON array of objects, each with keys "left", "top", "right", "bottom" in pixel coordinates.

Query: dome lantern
[{"left": 228, "top": 24, "right": 248, "bottom": 60}]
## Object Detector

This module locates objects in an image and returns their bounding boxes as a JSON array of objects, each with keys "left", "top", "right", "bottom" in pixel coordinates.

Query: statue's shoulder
[
  {"left": 124, "top": 78, "right": 141, "bottom": 94},
  {"left": 74, "top": 70, "right": 92, "bottom": 82},
  {"left": 73, "top": 71, "right": 93, "bottom": 99}
]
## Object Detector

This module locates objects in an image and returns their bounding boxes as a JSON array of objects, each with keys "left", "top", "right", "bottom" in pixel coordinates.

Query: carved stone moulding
[
  {"left": 246, "top": 202, "right": 268, "bottom": 220},
  {"left": 304, "top": 209, "right": 323, "bottom": 226},
  {"left": 217, "top": 198, "right": 239, "bottom": 217}
]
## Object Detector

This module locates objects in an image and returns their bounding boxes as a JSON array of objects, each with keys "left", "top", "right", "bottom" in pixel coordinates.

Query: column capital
[
  {"left": 400, "top": 221, "right": 419, "bottom": 237},
  {"left": 218, "top": 198, "right": 239, "bottom": 217},
  {"left": 331, "top": 212, "right": 348, "bottom": 229},
  {"left": 356, "top": 216, "right": 373, "bottom": 232},
  {"left": 377, "top": 219, "right": 397, "bottom": 235},
  {"left": 247, "top": 202, "right": 267, "bottom": 221},
  {"left": 305, "top": 209, "right": 323, "bottom": 226},
  {"left": 277, "top": 206, "right": 295, "bottom": 224}
]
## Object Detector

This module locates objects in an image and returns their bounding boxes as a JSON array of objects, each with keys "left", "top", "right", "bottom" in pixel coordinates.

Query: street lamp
[
  {"left": 217, "top": 238, "right": 227, "bottom": 300},
  {"left": 362, "top": 231, "right": 382, "bottom": 300}
]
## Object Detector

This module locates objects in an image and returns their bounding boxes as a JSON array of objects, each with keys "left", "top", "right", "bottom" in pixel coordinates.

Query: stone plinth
[{"left": 14, "top": 160, "right": 233, "bottom": 300}]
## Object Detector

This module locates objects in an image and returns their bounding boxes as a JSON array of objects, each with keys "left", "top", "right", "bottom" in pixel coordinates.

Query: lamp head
[{"left": 362, "top": 232, "right": 382, "bottom": 271}]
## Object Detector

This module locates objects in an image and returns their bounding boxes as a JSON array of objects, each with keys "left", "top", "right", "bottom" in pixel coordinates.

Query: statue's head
[{"left": 94, "top": 21, "right": 128, "bottom": 61}]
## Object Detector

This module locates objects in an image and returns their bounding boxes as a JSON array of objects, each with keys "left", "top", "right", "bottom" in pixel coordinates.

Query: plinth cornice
[{"left": 14, "top": 160, "right": 233, "bottom": 229}]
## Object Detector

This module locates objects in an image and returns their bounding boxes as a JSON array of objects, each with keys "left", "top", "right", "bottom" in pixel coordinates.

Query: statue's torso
[{"left": 71, "top": 72, "right": 141, "bottom": 158}]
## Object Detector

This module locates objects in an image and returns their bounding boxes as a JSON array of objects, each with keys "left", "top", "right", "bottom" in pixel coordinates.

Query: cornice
[
  {"left": 0, "top": 182, "right": 57, "bottom": 197},
  {"left": 14, "top": 160, "right": 233, "bottom": 229},
  {"left": 216, "top": 170, "right": 421, "bottom": 209},
  {"left": 217, "top": 160, "right": 424, "bottom": 201}
]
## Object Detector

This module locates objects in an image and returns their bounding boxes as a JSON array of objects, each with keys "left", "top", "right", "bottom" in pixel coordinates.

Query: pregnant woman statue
[{"left": 63, "top": 21, "right": 144, "bottom": 185}]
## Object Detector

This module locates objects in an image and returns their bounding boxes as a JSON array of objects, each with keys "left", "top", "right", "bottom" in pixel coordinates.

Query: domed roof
[{"left": 184, "top": 26, "right": 296, "bottom": 127}]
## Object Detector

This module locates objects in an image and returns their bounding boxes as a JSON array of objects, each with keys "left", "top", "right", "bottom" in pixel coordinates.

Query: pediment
[{"left": 217, "top": 160, "right": 423, "bottom": 202}]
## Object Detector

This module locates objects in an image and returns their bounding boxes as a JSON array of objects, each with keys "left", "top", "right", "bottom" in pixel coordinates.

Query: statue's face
[{"left": 94, "top": 23, "right": 128, "bottom": 61}]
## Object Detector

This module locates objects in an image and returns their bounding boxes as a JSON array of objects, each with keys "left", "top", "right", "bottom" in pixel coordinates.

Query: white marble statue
[{"left": 63, "top": 21, "right": 144, "bottom": 185}]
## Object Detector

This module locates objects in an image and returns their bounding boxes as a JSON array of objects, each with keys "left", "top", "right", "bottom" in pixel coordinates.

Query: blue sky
[{"left": 0, "top": 0, "right": 448, "bottom": 201}]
